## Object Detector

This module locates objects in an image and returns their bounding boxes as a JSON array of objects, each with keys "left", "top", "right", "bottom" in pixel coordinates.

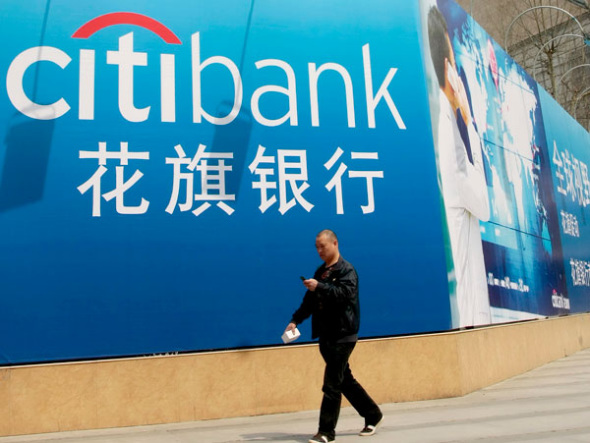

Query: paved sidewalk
[{"left": 2, "top": 348, "right": 590, "bottom": 443}]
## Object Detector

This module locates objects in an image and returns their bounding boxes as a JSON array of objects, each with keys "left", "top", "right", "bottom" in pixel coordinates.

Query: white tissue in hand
[{"left": 281, "top": 328, "right": 301, "bottom": 343}]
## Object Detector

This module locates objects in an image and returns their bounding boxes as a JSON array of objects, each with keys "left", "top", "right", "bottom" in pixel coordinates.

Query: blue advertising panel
[
  {"left": 420, "top": 0, "right": 589, "bottom": 328},
  {"left": 540, "top": 89, "right": 590, "bottom": 313},
  {"left": 0, "top": 1, "right": 451, "bottom": 364}
]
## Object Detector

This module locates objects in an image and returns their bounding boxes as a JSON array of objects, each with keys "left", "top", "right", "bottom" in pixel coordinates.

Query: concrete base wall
[{"left": 1, "top": 313, "right": 589, "bottom": 437}]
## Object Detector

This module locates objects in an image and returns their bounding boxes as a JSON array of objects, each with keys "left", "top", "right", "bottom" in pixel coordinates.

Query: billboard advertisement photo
[
  {"left": 420, "top": 0, "right": 589, "bottom": 328},
  {"left": 0, "top": 0, "right": 451, "bottom": 365},
  {"left": 0, "top": 0, "right": 588, "bottom": 366}
]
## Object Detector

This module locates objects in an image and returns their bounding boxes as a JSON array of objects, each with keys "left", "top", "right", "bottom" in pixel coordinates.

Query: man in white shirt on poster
[{"left": 427, "top": 6, "right": 491, "bottom": 327}]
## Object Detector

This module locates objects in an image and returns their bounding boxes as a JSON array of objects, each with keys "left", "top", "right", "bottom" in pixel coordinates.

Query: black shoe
[
  {"left": 309, "top": 432, "right": 335, "bottom": 443},
  {"left": 359, "top": 413, "right": 383, "bottom": 436}
]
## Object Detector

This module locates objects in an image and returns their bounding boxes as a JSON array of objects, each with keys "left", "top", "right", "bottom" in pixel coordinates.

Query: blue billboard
[
  {"left": 541, "top": 89, "right": 590, "bottom": 313},
  {"left": 0, "top": 0, "right": 451, "bottom": 364},
  {"left": 1, "top": 0, "right": 588, "bottom": 365}
]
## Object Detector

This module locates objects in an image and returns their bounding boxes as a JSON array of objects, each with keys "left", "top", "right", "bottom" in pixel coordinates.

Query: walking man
[{"left": 285, "top": 229, "right": 382, "bottom": 443}]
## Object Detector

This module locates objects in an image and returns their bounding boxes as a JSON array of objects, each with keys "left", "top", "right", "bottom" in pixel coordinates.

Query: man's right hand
[
  {"left": 303, "top": 278, "right": 318, "bottom": 292},
  {"left": 285, "top": 322, "right": 297, "bottom": 333}
]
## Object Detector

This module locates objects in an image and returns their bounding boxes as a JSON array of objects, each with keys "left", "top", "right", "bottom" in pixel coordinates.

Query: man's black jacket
[{"left": 291, "top": 256, "right": 360, "bottom": 342}]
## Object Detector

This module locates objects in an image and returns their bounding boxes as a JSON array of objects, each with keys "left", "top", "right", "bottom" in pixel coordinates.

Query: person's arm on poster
[
  {"left": 448, "top": 63, "right": 490, "bottom": 222},
  {"left": 458, "top": 124, "right": 490, "bottom": 221}
]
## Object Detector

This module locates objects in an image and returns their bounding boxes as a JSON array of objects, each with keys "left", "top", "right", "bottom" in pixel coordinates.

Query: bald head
[{"left": 317, "top": 229, "right": 338, "bottom": 242}]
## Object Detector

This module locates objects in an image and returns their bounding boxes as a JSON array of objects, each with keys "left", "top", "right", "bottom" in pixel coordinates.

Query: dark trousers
[{"left": 318, "top": 340, "right": 381, "bottom": 438}]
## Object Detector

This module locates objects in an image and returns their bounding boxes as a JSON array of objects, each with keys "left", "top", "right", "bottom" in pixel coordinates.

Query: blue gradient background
[{"left": 0, "top": 0, "right": 450, "bottom": 364}]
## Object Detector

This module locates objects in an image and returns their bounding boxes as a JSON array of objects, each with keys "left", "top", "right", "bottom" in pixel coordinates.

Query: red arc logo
[{"left": 72, "top": 12, "right": 181, "bottom": 44}]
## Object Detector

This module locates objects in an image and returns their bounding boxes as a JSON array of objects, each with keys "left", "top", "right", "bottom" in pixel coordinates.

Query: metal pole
[
  {"left": 559, "top": 64, "right": 590, "bottom": 98},
  {"left": 504, "top": 6, "right": 585, "bottom": 50},
  {"left": 532, "top": 34, "right": 586, "bottom": 81},
  {"left": 573, "top": 86, "right": 590, "bottom": 121}
]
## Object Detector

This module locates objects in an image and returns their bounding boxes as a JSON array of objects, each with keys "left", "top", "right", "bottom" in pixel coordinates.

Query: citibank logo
[
  {"left": 72, "top": 12, "right": 181, "bottom": 44},
  {"left": 5, "top": 11, "right": 406, "bottom": 129},
  {"left": 6, "top": 12, "right": 184, "bottom": 123}
]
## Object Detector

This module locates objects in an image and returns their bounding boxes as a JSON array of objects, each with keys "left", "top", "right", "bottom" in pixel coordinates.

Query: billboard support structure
[{"left": 504, "top": 6, "right": 586, "bottom": 50}]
